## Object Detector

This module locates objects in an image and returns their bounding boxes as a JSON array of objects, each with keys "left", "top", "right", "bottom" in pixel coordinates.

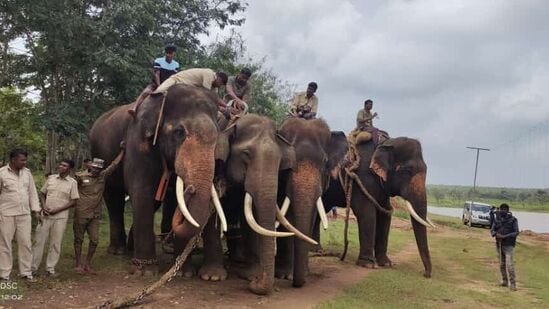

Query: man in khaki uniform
[
  {"left": 73, "top": 145, "right": 125, "bottom": 274},
  {"left": 32, "top": 159, "right": 79, "bottom": 277},
  {"left": 356, "top": 99, "right": 378, "bottom": 130},
  {"left": 224, "top": 67, "right": 252, "bottom": 112},
  {"left": 153, "top": 68, "right": 228, "bottom": 94},
  {"left": 289, "top": 82, "right": 319, "bottom": 120},
  {"left": 0, "top": 148, "right": 41, "bottom": 282}
]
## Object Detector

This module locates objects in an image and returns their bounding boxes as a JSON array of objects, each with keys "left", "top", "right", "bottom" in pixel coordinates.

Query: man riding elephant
[{"left": 90, "top": 84, "right": 226, "bottom": 275}]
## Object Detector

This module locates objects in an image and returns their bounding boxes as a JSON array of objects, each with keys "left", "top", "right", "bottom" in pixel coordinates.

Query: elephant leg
[
  {"left": 104, "top": 187, "right": 127, "bottom": 255},
  {"left": 310, "top": 215, "right": 322, "bottom": 253},
  {"left": 225, "top": 191, "right": 246, "bottom": 264},
  {"left": 275, "top": 231, "right": 294, "bottom": 280},
  {"left": 161, "top": 176, "right": 177, "bottom": 235},
  {"left": 198, "top": 215, "right": 227, "bottom": 281},
  {"left": 235, "top": 216, "right": 263, "bottom": 281},
  {"left": 130, "top": 188, "right": 158, "bottom": 276},
  {"left": 352, "top": 188, "right": 377, "bottom": 268},
  {"left": 375, "top": 199, "right": 392, "bottom": 267}
]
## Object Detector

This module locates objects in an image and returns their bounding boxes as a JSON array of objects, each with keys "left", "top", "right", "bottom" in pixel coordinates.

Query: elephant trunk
[
  {"left": 402, "top": 172, "right": 432, "bottom": 278},
  {"left": 290, "top": 161, "right": 321, "bottom": 287},
  {"left": 172, "top": 121, "right": 217, "bottom": 242},
  {"left": 245, "top": 155, "right": 280, "bottom": 295}
]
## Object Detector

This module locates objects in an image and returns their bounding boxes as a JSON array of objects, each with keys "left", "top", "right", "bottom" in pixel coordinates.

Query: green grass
[
  {"left": 319, "top": 215, "right": 549, "bottom": 309},
  {"left": 1, "top": 202, "right": 165, "bottom": 299}
]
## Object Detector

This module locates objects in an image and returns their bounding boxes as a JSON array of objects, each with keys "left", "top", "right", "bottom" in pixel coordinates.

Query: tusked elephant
[
  {"left": 89, "top": 85, "right": 225, "bottom": 273},
  {"left": 322, "top": 134, "right": 434, "bottom": 278},
  {"left": 199, "top": 114, "right": 316, "bottom": 295},
  {"left": 275, "top": 118, "right": 344, "bottom": 287}
]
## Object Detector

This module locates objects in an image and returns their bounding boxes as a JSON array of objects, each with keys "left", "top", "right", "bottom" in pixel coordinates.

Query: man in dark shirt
[
  {"left": 129, "top": 45, "right": 180, "bottom": 117},
  {"left": 73, "top": 144, "right": 125, "bottom": 274},
  {"left": 491, "top": 203, "right": 519, "bottom": 291}
]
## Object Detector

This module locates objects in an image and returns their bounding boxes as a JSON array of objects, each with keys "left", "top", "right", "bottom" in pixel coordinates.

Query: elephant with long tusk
[
  {"left": 322, "top": 134, "right": 434, "bottom": 278},
  {"left": 90, "top": 85, "right": 221, "bottom": 275},
  {"left": 275, "top": 117, "right": 343, "bottom": 288},
  {"left": 200, "top": 114, "right": 306, "bottom": 295}
]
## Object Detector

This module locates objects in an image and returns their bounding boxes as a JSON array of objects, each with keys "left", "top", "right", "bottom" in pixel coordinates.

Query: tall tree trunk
[{"left": 45, "top": 130, "right": 58, "bottom": 175}]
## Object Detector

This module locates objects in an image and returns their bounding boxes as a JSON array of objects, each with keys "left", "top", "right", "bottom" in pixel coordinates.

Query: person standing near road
[
  {"left": 0, "top": 148, "right": 41, "bottom": 282},
  {"left": 73, "top": 144, "right": 125, "bottom": 274},
  {"left": 32, "top": 159, "right": 79, "bottom": 277},
  {"left": 491, "top": 203, "right": 519, "bottom": 291}
]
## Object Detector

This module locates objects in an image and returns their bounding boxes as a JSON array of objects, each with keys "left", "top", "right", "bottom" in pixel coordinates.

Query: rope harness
[{"left": 339, "top": 139, "right": 393, "bottom": 261}]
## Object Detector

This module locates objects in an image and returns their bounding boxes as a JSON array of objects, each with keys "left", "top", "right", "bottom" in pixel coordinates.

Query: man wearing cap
[
  {"left": 0, "top": 148, "right": 41, "bottom": 282},
  {"left": 224, "top": 68, "right": 252, "bottom": 113},
  {"left": 129, "top": 45, "right": 180, "bottom": 117},
  {"left": 32, "top": 159, "right": 79, "bottom": 277},
  {"left": 289, "top": 82, "right": 319, "bottom": 120},
  {"left": 73, "top": 144, "right": 125, "bottom": 274}
]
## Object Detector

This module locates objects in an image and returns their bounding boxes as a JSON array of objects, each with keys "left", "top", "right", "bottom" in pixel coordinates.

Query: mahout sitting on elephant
[
  {"left": 90, "top": 84, "right": 226, "bottom": 274},
  {"left": 321, "top": 134, "right": 434, "bottom": 278}
]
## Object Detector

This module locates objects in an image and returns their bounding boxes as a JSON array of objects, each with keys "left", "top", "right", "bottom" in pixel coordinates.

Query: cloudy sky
[{"left": 212, "top": 0, "right": 549, "bottom": 188}]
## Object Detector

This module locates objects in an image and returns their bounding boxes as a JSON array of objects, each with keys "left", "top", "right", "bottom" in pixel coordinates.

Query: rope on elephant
[
  {"left": 94, "top": 209, "right": 213, "bottom": 309},
  {"left": 152, "top": 92, "right": 169, "bottom": 146},
  {"left": 339, "top": 139, "right": 393, "bottom": 261},
  {"left": 340, "top": 170, "right": 352, "bottom": 261}
]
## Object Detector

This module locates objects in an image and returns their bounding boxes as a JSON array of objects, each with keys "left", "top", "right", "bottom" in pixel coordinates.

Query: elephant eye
[{"left": 174, "top": 127, "right": 186, "bottom": 141}]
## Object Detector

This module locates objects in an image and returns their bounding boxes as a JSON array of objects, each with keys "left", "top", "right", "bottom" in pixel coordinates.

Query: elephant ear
[
  {"left": 326, "top": 131, "right": 349, "bottom": 180},
  {"left": 215, "top": 123, "right": 236, "bottom": 162},
  {"left": 277, "top": 132, "right": 296, "bottom": 170},
  {"left": 369, "top": 142, "right": 394, "bottom": 182},
  {"left": 138, "top": 94, "right": 165, "bottom": 140}
]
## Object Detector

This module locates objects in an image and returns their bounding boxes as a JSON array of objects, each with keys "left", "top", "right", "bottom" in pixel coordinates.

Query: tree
[
  {"left": 194, "top": 31, "right": 293, "bottom": 124},
  {"left": 0, "top": 88, "right": 45, "bottom": 170},
  {"left": 1, "top": 0, "right": 247, "bottom": 173}
]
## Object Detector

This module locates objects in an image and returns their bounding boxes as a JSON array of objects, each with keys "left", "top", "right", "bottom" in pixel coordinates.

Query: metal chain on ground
[{"left": 95, "top": 208, "right": 213, "bottom": 309}]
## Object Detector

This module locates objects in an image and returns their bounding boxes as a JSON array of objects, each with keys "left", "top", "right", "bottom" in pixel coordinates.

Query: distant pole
[{"left": 466, "top": 146, "right": 490, "bottom": 193}]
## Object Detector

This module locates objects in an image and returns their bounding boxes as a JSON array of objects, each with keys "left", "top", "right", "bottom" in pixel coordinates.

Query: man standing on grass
[
  {"left": 32, "top": 159, "right": 79, "bottom": 277},
  {"left": 73, "top": 143, "right": 125, "bottom": 274},
  {"left": 0, "top": 148, "right": 41, "bottom": 282},
  {"left": 491, "top": 203, "right": 519, "bottom": 291}
]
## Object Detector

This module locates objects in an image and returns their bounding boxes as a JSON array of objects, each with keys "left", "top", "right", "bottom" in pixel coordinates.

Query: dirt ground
[{"left": 3, "top": 216, "right": 546, "bottom": 309}]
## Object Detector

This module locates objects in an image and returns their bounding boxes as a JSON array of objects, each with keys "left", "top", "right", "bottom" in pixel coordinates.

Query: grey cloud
[{"left": 215, "top": 0, "right": 549, "bottom": 188}]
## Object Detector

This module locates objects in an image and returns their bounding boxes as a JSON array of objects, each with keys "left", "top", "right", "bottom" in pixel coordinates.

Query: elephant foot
[
  {"left": 275, "top": 265, "right": 293, "bottom": 280},
  {"left": 249, "top": 272, "right": 274, "bottom": 295},
  {"left": 107, "top": 245, "right": 127, "bottom": 255},
  {"left": 376, "top": 255, "right": 393, "bottom": 268},
  {"left": 310, "top": 244, "right": 323, "bottom": 253},
  {"left": 356, "top": 257, "right": 376, "bottom": 269},
  {"left": 178, "top": 258, "right": 194, "bottom": 278},
  {"left": 236, "top": 263, "right": 262, "bottom": 281},
  {"left": 129, "top": 263, "right": 158, "bottom": 277},
  {"left": 198, "top": 263, "right": 227, "bottom": 281}
]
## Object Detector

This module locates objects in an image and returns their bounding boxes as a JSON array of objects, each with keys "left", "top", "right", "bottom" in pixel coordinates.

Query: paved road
[{"left": 428, "top": 206, "right": 549, "bottom": 233}]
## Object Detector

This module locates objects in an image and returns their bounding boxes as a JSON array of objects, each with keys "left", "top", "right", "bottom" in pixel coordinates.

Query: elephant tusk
[
  {"left": 176, "top": 176, "right": 200, "bottom": 228},
  {"left": 426, "top": 216, "right": 437, "bottom": 228},
  {"left": 403, "top": 200, "right": 432, "bottom": 228},
  {"left": 316, "top": 198, "right": 329, "bottom": 230},
  {"left": 211, "top": 185, "right": 228, "bottom": 232},
  {"left": 244, "top": 193, "right": 294, "bottom": 238},
  {"left": 275, "top": 197, "right": 291, "bottom": 229},
  {"left": 276, "top": 207, "right": 318, "bottom": 245}
]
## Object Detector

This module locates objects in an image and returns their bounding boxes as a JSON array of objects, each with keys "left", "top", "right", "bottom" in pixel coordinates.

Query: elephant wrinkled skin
[
  {"left": 322, "top": 135, "right": 433, "bottom": 278},
  {"left": 90, "top": 85, "right": 220, "bottom": 273}
]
